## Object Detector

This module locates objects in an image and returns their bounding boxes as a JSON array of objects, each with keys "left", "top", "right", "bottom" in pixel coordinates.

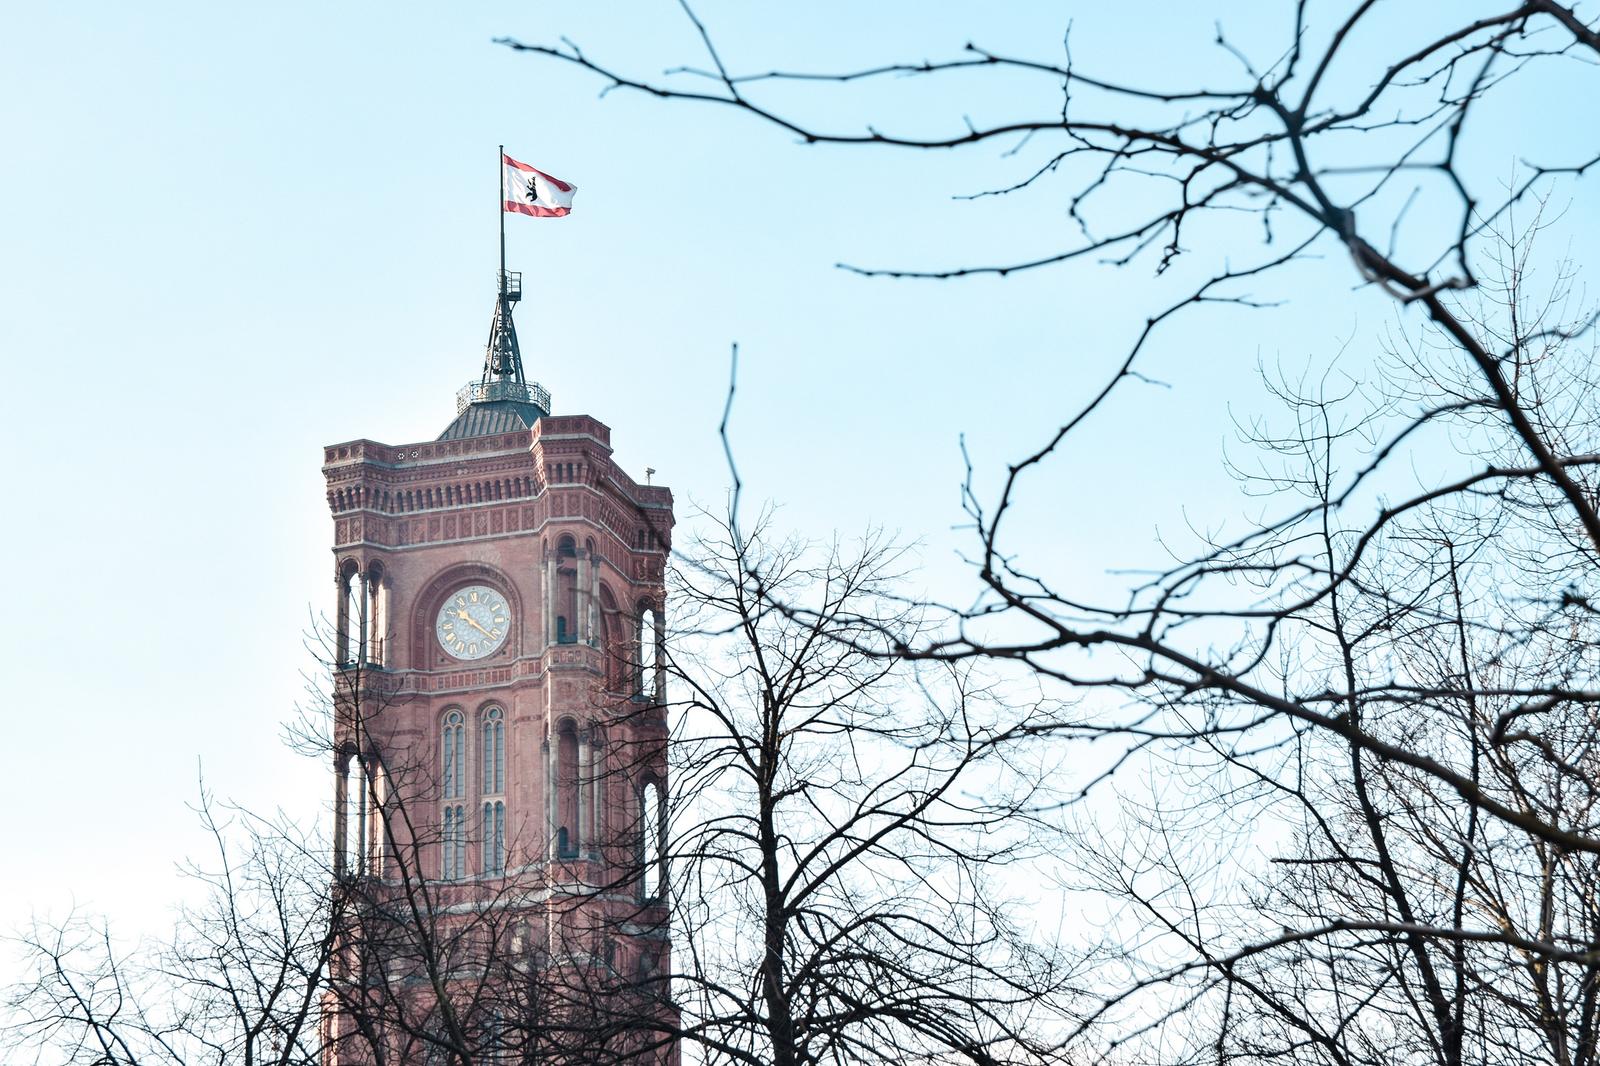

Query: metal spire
[
  {"left": 484, "top": 274, "right": 525, "bottom": 385},
  {"left": 453, "top": 145, "right": 551, "bottom": 419}
]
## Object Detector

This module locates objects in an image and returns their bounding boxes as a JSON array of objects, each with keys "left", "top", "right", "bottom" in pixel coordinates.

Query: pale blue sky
[{"left": 1, "top": 0, "right": 1592, "bottom": 962}]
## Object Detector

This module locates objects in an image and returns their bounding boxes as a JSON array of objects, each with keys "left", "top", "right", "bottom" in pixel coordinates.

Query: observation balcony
[{"left": 456, "top": 378, "right": 551, "bottom": 415}]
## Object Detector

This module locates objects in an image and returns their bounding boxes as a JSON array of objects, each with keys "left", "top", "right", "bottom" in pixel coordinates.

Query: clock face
[{"left": 436, "top": 585, "right": 511, "bottom": 660}]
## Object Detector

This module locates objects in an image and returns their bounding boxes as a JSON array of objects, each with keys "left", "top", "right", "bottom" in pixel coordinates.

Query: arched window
[
  {"left": 632, "top": 604, "right": 645, "bottom": 697},
  {"left": 481, "top": 706, "right": 506, "bottom": 876},
  {"left": 365, "top": 563, "right": 388, "bottom": 668},
  {"left": 482, "top": 707, "right": 504, "bottom": 796},
  {"left": 369, "top": 762, "right": 389, "bottom": 878},
  {"left": 441, "top": 710, "right": 466, "bottom": 879},
  {"left": 635, "top": 601, "right": 661, "bottom": 701},
  {"left": 483, "top": 800, "right": 505, "bottom": 876},
  {"left": 640, "top": 779, "right": 663, "bottom": 901},
  {"left": 555, "top": 536, "right": 578, "bottom": 644},
  {"left": 555, "top": 719, "right": 579, "bottom": 857},
  {"left": 343, "top": 756, "right": 388, "bottom": 878},
  {"left": 338, "top": 753, "right": 363, "bottom": 877},
  {"left": 598, "top": 584, "right": 623, "bottom": 689},
  {"left": 337, "top": 560, "right": 362, "bottom": 666},
  {"left": 442, "top": 711, "right": 464, "bottom": 800},
  {"left": 442, "top": 804, "right": 465, "bottom": 880}
]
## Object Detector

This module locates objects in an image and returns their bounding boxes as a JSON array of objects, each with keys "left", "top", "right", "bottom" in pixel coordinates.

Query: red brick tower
[{"left": 320, "top": 270, "right": 675, "bottom": 1064}]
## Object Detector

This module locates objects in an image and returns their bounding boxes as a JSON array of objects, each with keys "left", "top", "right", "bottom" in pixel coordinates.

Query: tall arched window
[
  {"left": 339, "top": 753, "right": 364, "bottom": 877},
  {"left": 442, "top": 803, "right": 465, "bottom": 880},
  {"left": 555, "top": 719, "right": 579, "bottom": 857},
  {"left": 635, "top": 601, "right": 661, "bottom": 701},
  {"left": 555, "top": 536, "right": 578, "bottom": 644},
  {"left": 441, "top": 710, "right": 466, "bottom": 879},
  {"left": 640, "top": 779, "right": 663, "bottom": 901},
  {"left": 344, "top": 756, "right": 389, "bottom": 878},
  {"left": 598, "top": 584, "right": 623, "bottom": 689},
  {"left": 337, "top": 560, "right": 362, "bottom": 666},
  {"left": 482, "top": 707, "right": 506, "bottom": 876},
  {"left": 482, "top": 800, "right": 505, "bottom": 876},
  {"left": 442, "top": 711, "right": 465, "bottom": 801},
  {"left": 369, "top": 762, "right": 389, "bottom": 879},
  {"left": 482, "top": 707, "right": 504, "bottom": 795},
  {"left": 365, "top": 563, "right": 388, "bottom": 668}
]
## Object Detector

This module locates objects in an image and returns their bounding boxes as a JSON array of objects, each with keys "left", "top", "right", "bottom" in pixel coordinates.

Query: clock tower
[{"left": 320, "top": 269, "right": 676, "bottom": 1064}]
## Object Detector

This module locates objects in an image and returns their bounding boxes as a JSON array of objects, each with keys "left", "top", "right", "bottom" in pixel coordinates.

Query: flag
[{"left": 502, "top": 153, "right": 576, "bottom": 217}]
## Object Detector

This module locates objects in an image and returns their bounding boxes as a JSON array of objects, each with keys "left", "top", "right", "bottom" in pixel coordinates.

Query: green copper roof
[{"left": 438, "top": 399, "right": 544, "bottom": 441}]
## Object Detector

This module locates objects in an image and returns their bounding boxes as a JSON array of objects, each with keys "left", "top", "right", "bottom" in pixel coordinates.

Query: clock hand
[{"left": 456, "top": 609, "right": 494, "bottom": 638}]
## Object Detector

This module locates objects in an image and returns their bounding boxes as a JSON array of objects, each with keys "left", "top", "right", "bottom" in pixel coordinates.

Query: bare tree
[
  {"left": 1050, "top": 219, "right": 1600, "bottom": 1065},
  {"left": 2, "top": 627, "right": 654, "bottom": 1066},
  {"left": 2, "top": 522, "right": 1066, "bottom": 1066},
  {"left": 504, "top": 5, "right": 1600, "bottom": 1064},
  {"left": 3, "top": 788, "right": 334, "bottom": 1066},
  {"left": 650, "top": 505, "right": 1073, "bottom": 1066}
]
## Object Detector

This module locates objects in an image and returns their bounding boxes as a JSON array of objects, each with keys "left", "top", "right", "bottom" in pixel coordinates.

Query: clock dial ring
[{"left": 435, "top": 584, "right": 511, "bottom": 660}]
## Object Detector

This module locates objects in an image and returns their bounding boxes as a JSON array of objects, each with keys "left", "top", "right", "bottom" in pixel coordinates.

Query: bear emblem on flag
[{"left": 502, "top": 152, "right": 577, "bottom": 218}]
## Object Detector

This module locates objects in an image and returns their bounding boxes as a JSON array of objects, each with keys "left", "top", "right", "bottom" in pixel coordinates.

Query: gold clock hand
[{"left": 456, "top": 609, "right": 493, "bottom": 638}]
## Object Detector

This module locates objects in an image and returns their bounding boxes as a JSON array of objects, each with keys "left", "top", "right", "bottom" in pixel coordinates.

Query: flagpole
[{"left": 497, "top": 143, "right": 506, "bottom": 297}]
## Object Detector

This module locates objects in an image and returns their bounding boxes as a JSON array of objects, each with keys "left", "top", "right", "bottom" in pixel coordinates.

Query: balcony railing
[{"left": 456, "top": 378, "right": 551, "bottom": 415}]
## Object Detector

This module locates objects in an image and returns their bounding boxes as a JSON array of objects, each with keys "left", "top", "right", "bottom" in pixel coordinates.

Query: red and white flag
[{"left": 502, "top": 153, "right": 576, "bottom": 217}]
